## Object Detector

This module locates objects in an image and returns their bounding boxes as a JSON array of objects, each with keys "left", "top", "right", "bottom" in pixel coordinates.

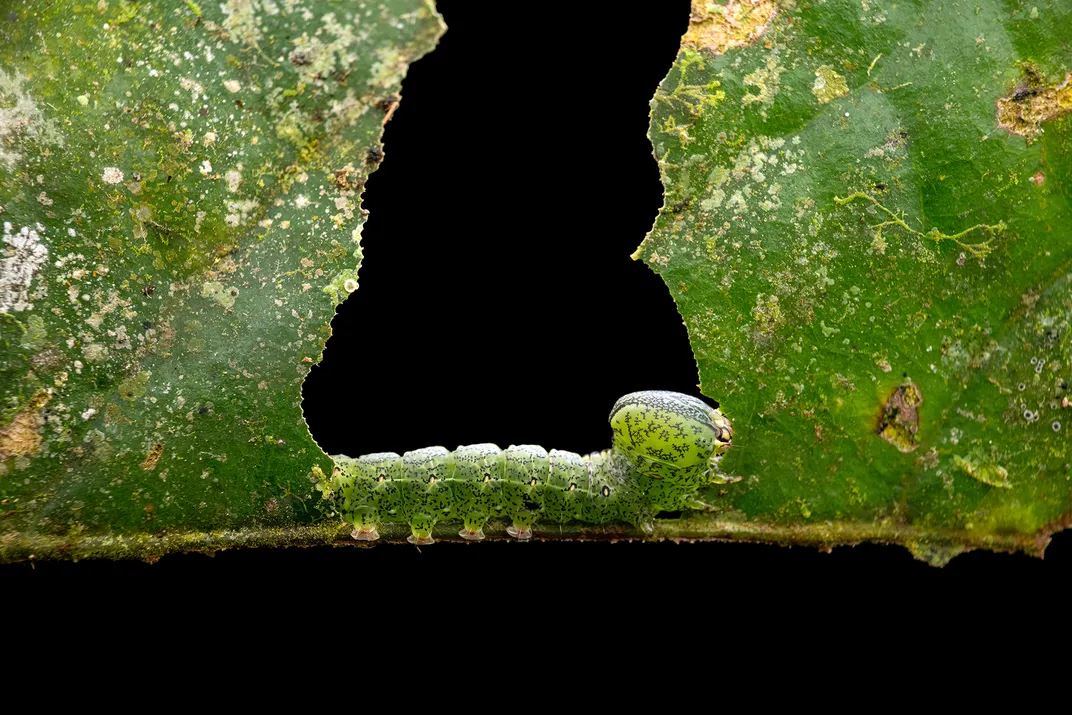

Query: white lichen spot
[
  {"left": 742, "top": 55, "right": 785, "bottom": 114},
  {"left": 221, "top": 0, "right": 263, "bottom": 49},
  {"left": 223, "top": 79, "right": 242, "bottom": 93},
  {"left": 0, "top": 70, "right": 65, "bottom": 171},
  {"left": 225, "top": 168, "right": 243, "bottom": 193},
  {"left": 202, "top": 281, "right": 237, "bottom": 310},
  {"left": 288, "top": 12, "right": 362, "bottom": 93},
  {"left": 82, "top": 342, "right": 108, "bottom": 362},
  {"left": 726, "top": 191, "right": 748, "bottom": 213},
  {"left": 343, "top": 278, "right": 358, "bottom": 293},
  {"left": 1, "top": 222, "right": 49, "bottom": 313},
  {"left": 130, "top": 204, "right": 153, "bottom": 239},
  {"left": 200, "top": 160, "right": 213, "bottom": 176},
  {"left": 179, "top": 76, "right": 205, "bottom": 100},
  {"left": 224, "top": 199, "right": 258, "bottom": 226},
  {"left": 102, "top": 167, "right": 124, "bottom": 184},
  {"left": 700, "top": 190, "right": 726, "bottom": 212},
  {"left": 871, "top": 230, "right": 887, "bottom": 255},
  {"left": 202, "top": 131, "right": 217, "bottom": 146}
]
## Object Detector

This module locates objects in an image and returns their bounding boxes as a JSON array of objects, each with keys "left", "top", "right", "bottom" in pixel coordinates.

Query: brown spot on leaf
[
  {"left": 0, "top": 391, "right": 50, "bottom": 460},
  {"left": 682, "top": 0, "right": 777, "bottom": 56},
  {"left": 141, "top": 443, "right": 164, "bottom": 471},
  {"left": 877, "top": 382, "right": 923, "bottom": 453},
  {"left": 996, "top": 65, "right": 1072, "bottom": 143},
  {"left": 376, "top": 94, "right": 400, "bottom": 124}
]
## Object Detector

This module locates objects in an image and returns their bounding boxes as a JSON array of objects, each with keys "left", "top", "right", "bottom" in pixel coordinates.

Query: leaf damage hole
[
  {"left": 877, "top": 381, "right": 922, "bottom": 453},
  {"left": 996, "top": 64, "right": 1072, "bottom": 143}
]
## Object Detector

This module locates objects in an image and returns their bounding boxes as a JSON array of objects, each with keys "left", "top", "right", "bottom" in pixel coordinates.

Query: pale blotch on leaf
[
  {"left": 682, "top": 0, "right": 777, "bottom": 56},
  {"left": 812, "top": 65, "right": 849, "bottom": 104},
  {"left": 117, "top": 371, "right": 151, "bottom": 402},
  {"left": 953, "top": 453, "right": 1011, "bottom": 489},
  {"left": 750, "top": 293, "right": 785, "bottom": 343}
]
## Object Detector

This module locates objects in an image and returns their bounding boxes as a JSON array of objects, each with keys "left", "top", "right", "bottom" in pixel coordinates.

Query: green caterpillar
[{"left": 324, "top": 391, "right": 735, "bottom": 544}]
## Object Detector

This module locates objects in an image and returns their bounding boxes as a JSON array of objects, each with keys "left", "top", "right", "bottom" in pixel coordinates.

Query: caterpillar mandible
[{"left": 324, "top": 391, "right": 735, "bottom": 544}]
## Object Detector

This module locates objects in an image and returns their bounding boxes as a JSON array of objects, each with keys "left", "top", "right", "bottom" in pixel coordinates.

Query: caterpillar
[{"left": 325, "top": 391, "right": 735, "bottom": 544}]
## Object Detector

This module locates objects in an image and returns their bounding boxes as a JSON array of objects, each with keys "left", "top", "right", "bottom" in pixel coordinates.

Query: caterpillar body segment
[
  {"left": 450, "top": 443, "right": 502, "bottom": 541},
  {"left": 327, "top": 391, "right": 734, "bottom": 544}
]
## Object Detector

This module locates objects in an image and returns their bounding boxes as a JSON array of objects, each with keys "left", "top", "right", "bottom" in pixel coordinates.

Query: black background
[{"left": 5, "top": 0, "right": 1068, "bottom": 585}]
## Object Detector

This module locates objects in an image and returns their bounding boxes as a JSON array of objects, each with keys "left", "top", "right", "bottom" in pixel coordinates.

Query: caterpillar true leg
[{"left": 327, "top": 391, "right": 735, "bottom": 542}]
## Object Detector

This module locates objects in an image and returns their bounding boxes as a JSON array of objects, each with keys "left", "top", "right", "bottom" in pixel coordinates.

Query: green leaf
[
  {"left": 0, "top": 0, "right": 443, "bottom": 561},
  {"left": 635, "top": 0, "right": 1072, "bottom": 564}
]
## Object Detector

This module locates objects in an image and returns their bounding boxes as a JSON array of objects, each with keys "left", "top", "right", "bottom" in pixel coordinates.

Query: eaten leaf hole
[{"left": 877, "top": 382, "right": 923, "bottom": 453}]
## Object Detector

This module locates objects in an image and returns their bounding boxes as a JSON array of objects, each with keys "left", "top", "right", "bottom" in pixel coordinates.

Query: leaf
[
  {"left": 0, "top": 0, "right": 443, "bottom": 561},
  {"left": 635, "top": 0, "right": 1072, "bottom": 564}
]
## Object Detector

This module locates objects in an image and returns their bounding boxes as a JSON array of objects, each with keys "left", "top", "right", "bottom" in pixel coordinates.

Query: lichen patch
[
  {"left": 0, "top": 391, "right": 50, "bottom": 461},
  {"left": 0, "top": 70, "right": 64, "bottom": 171},
  {"left": 682, "top": 0, "right": 777, "bottom": 56},
  {"left": 877, "top": 382, "right": 923, "bottom": 453},
  {"left": 743, "top": 55, "right": 785, "bottom": 113},
  {"left": 1, "top": 222, "right": 48, "bottom": 314},
  {"left": 997, "top": 66, "right": 1072, "bottom": 142},
  {"left": 202, "top": 281, "right": 237, "bottom": 310},
  {"left": 812, "top": 65, "right": 849, "bottom": 104}
]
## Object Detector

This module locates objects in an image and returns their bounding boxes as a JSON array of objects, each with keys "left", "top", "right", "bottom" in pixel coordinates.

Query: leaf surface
[
  {"left": 636, "top": 0, "right": 1072, "bottom": 563},
  {"left": 0, "top": 0, "right": 443, "bottom": 560}
]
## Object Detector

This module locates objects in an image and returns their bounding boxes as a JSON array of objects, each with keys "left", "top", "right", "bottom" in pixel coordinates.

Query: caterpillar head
[{"left": 609, "top": 391, "right": 734, "bottom": 485}]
